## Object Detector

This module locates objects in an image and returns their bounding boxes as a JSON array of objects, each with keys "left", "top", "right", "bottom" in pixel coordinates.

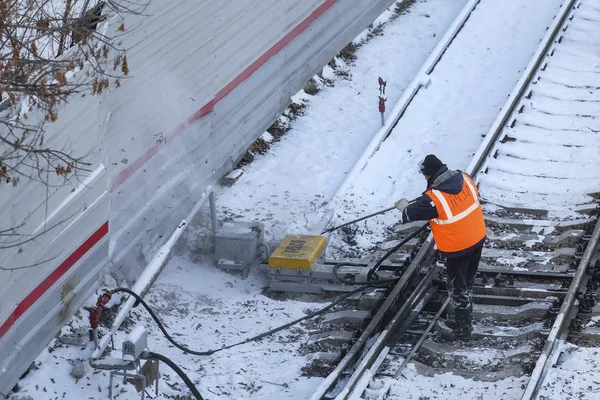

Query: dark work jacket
[{"left": 401, "top": 165, "right": 486, "bottom": 258}]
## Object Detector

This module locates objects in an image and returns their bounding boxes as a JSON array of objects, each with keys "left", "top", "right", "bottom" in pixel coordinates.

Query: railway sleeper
[
  {"left": 473, "top": 282, "right": 565, "bottom": 298},
  {"left": 482, "top": 247, "right": 577, "bottom": 264},
  {"left": 308, "top": 331, "right": 356, "bottom": 347},
  {"left": 410, "top": 359, "right": 529, "bottom": 382},
  {"left": 486, "top": 229, "right": 584, "bottom": 247},
  {"left": 303, "top": 351, "right": 343, "bottom": 377},
  {"left": 269, "top": 281, "right": 387, "bottom": 308},
  {"left": 582, "top": 300, "right": 600, "bottom": 318},
  {"left": 472, "top": 294, "right": 558, "bottom": 307},
  {"left": 573, "top": 202, "right": 600, "bottom": 216},
  {"left": 380, "top": 238, "right": 420, "bottom": 252},
  {"left": 579, "top": 326, "right": 600, "bottom": 345},
  {"left": 321, "top": 310, "right": 371, "bottom": 327},
  {"left": 416, "top": 339, "right": 535, "bottom": 377},
  {"left": 480, "top": 203, "right": 549, "bottom": 217},
  {"left": 473, "top": 302, "right": 551, "bottom": 321},
  {"left": 484, "top": 215, "right": 592, "bottom": 232},
  {"left": 436, "top": 320, "right": 545, "bottom": 342},
  {"left": 322, "top": 258, "right": 409, "bottom": 269},
  {"left": 478, "top": 261, "right": 572, "bottom": 275}
]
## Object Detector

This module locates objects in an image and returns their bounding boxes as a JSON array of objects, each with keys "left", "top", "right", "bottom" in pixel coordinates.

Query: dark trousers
[{"left": 446, "top": 241, "right": 484, "bottom": 311}]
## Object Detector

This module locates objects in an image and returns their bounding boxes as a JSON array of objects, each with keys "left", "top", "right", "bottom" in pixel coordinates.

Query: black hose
[
  {"left": 332, "top": 263, "right": 358, "bottom": 285},
  {"left": 99, "top": 226, "right": 429, "bottom": 398},
  {"left": 366, "top": 223, "right": 429, "bottom": 281},
  {"left": 332, "top": 263, "right": 405, "bottom": 286},
  {"left": 148, "top": 352, "right": 204, "bottom": 400},
  {"left": 112, "top": 282, "right": 396, "bottom": 356}
]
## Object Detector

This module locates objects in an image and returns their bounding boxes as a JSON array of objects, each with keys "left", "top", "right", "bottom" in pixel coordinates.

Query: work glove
[{"left": 394, "top": 198, "right": 410, "bottom": 212}]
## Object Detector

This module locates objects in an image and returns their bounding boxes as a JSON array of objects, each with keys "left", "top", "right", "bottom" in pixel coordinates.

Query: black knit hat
[{"left": 418, "top": 154, "right": 443, "bottom": 176}]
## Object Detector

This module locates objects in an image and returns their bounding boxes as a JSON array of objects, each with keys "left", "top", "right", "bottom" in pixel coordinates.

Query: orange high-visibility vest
[{"left": 425, "top": 172, "right": 486, "bottom": 253}]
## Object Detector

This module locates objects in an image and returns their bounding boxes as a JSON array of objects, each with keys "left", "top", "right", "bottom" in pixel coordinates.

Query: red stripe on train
[
  {"left": 0, "top": 222, "right": 109, "bottom": 340},
  {"left": 110, "top": 0, "right": 339, "bottom": 192}
]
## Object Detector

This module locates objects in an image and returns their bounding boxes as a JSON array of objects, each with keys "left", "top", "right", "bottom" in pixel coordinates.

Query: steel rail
[
  {"left": 312, "top": 0, "right": 580, "bottom": 398},
  {"left": 460, "top": 0, "right": 590, "bottom": 396},
  {"left": 334, "top": 263, "right": 441, "bottom": 399},
  {"left": 393, "top": 296, "right": 450, "bottom": 379},
  {"left": 466, "top": 0, "right": 578, "bottom": 178},
  {"left": 522, "top": 218, "right": 600, "bottom": 399},
  {"left": 309, "top": 234, "right": 435, "bottom": 400},
  {"left": 311, "top": 2, "right": 488, "bottom": 397}
]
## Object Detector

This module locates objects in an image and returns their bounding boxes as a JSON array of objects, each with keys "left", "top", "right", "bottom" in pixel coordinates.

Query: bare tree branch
[
  {"left": 0, "top": 253, "right": 61, "bottom": 270},
  {"left": 0, "top": 209, "right": 80, "bottom": 249},
  {"left": 0, "top": 0, "right": 148, "bottom": 267}
]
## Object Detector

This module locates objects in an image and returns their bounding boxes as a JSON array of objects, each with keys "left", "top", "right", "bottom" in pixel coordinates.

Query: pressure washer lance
[{"left": 321, "top": 197, "right": 418, "bottom": 234}]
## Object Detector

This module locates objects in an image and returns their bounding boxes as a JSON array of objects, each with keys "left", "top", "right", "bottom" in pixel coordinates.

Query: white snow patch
[
  {"left": 537, "top": 343, "right": 600, "bottom": 399},
  {"left": 385, "top": 363, "right": 528, "bottom": 399},
  {"left": 260, "top": 132, "right": 274, "bottom": 143},
  {"left": 532, "top": 226, "right": 544, "bottom": 234},
  {"left": 327, "top": 0, "right": 565, "bottom": 257},
  {"left": 523, "top": 236, "right": 544, "bottom": 248},
  {"left": 18, "top": 256, "right": 323, "bottom": 399},
  {"left": 543, "top": 226, "right": 556, "bottom": 235},
  {"left": 321, "top": 64, "right": 336, "bottom": 81},
  {"left": 496, "top": 257, "right": 527, "bottom": 266}
]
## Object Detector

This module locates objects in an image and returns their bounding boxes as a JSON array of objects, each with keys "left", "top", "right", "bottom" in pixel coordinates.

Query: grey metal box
[{"left": 214, "top": 222, "right": 264, "bottom": 266}]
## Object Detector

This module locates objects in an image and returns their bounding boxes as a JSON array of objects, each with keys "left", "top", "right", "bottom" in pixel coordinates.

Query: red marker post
[{"left": 378, "top": 77, "right": 387, "bottom": 126}]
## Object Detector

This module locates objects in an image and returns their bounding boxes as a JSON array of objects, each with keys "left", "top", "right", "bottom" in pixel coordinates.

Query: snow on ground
[
  {"left": 12, "top": 0, "right": 594, "bottom": 399},
  {"left": 381, "top": 363, "right": 528, "bottom": 400},
  {"left": 215, "top": 0, "right": 468, "bottom": 242},
  {"left": 17, "top": 258, "right": 322, "bottom": 400},
  {"left": 140, "top": 258, "right": 319, "bottom": 400},
  {"left": 14, "top": 2, "right": 470, "bottom": 399},
  {"left": 327, "top": 0, "right": 565, "bottom": 257},
  {"left": 537, "top": 343, "right": 600, "bottom": 399}
]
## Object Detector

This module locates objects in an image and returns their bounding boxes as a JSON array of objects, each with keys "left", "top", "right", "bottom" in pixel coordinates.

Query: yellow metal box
[{"left": 268, "top": 235, "right": 327, "bottom": 270}]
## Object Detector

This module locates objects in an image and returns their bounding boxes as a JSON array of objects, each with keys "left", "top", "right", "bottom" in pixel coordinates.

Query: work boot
[{"left": 455, "top": 308, "right": 472, "bottom": 342}]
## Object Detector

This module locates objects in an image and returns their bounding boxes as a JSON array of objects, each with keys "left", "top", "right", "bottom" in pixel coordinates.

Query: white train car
[{"left": 0, "top": 0, "right": 397, "bottom": 395}]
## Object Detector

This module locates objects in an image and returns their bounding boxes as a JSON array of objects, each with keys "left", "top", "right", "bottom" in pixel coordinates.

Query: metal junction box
[
  {"left": 214, "top": 222, "right": 264, "bottom": 274},
  {"left": 122, "top": 326, "right": 148, "bottom": 362}
]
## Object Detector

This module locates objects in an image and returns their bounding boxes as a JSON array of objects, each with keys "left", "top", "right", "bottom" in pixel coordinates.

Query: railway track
[{"left": 307, "top": 0, "right": 600, "bottom": 399}]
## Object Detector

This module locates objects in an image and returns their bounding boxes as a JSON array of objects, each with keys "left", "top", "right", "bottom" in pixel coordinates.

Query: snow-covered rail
[
  {"left": 473, "top": 0, "right": 600, "bottom": 397},
  {"left": 472, "top": 0, "right": 600, "bottom": 212},
  {"left": 339, "top": 214, "right": 597, "bottom": 399},
  {"left": 311, "top": 0, "right": 600, "bottom": 398},
  {"left": 330, "top": 0, "right": 482, "bottom": 203}
]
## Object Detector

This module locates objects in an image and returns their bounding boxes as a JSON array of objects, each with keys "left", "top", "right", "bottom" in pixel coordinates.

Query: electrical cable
[
  {"left": 97, "top": 222, "right": 427, "bottom": 399},
  {"left": 109, "top": 228, "right": 428, "bottom": 356},
  {"left": 111, "top": 281, "right": 396, "bottom": 357},
  {"left": 332, "top": 263, "right": 403, "bottom": 286},
  {"left": 147, "top": 352, "right": 204, "bottom": 400},
  {"left": 332, "top": 223, "right": 428, "bottom": 284},
  {"left": 366, "top": 223, "right": 429, "bottom": 282},
  {"left": 332, "top": 263, "right": 359, "bottom": 285}
]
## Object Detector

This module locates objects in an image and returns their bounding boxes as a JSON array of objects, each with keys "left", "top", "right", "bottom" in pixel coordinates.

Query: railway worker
[{"left": 395, "top": 154, "right": 486, "bottom": 341}]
